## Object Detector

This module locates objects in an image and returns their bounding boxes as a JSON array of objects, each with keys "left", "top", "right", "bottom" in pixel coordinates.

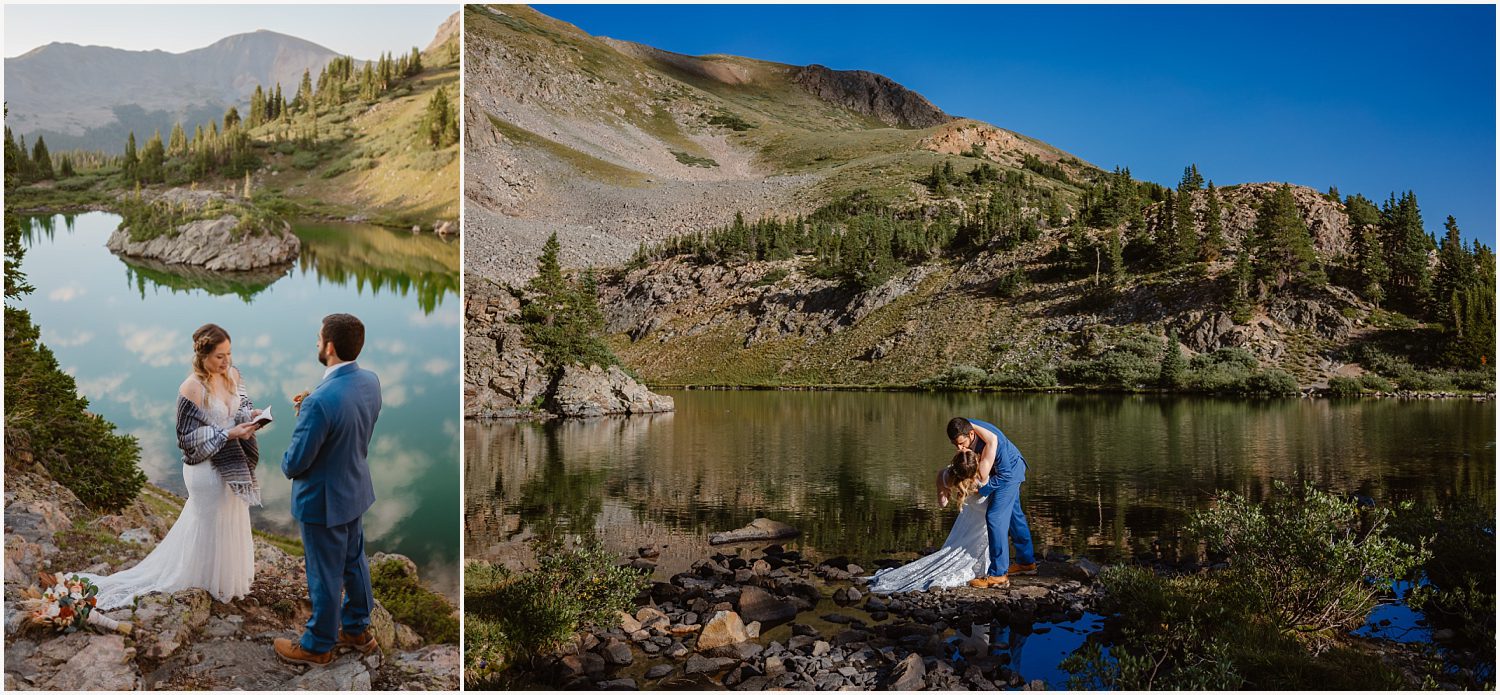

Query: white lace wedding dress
[
  {"left": 866, "top": 491, "right": 992, "bottom": 593},
  {"left": 75, "top": 395, "right": 255, "bottom": 610}
]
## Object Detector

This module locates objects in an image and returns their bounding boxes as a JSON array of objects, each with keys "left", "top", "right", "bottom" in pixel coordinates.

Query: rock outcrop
[
  {"left": 106, "top": 189, "right": 299, "bottom": 271},
  {"left": 789, "top": 64, "right": 953, "bottom": 129},
  {"left": 3, "top": 451, "right": 458, "bottom": 691},
  {"left": 465, "top": 279, "right": 673, "bottom": 419}
]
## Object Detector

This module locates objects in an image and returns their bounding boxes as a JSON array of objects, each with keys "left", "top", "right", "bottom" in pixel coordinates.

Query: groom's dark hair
[
  {"left": 947, "top": 417, "right": 973, "bottom": 442},
  {"left": 322, "top": 313, "right": 365, "bottom": 360}
]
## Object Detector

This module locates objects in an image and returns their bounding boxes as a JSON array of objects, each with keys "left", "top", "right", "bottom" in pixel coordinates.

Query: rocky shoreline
[
  {"left": 3, "top": 454, "right": 458, "bottom": 691},
  {"left": 650, "top": 382, "right": 1495, "bottom": 401},
  {"left": 512, "top": 539, "right": 1104, "bottom": 691},
  {"left": 465, "top": 279, "right": 674, "bottom": 419}
]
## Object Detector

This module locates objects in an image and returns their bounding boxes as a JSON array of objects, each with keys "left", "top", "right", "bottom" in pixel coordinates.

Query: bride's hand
[
  {"left": 227, "top": 422, "right": 258, "bottom": 440},
  {"left": 938, "top": 492, "right": 950, "bottom": 507}
]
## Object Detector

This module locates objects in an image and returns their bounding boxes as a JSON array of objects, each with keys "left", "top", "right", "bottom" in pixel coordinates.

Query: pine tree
[
  {"left": 1174, "top": 181, "right": 1197, "bottom": 265},
  {"left": 1199, "top": 181, "right": 1225, "bottom": 263},
  {"left": 1159, "top": 331, "right": 1186, "bottom": 389},
  {"left": 407, "top": 47, "right": 423, "bottom": 76},
  {"left": 1380, "top": 191, "right": 1432, "bottom": 309},
  {"left": 297, "top": 69, "right": 314, "bottom": 112},
  {"left": 1251, "top": 185, "right": 1323, "bottom": 290},
  {"left": 58, "top": 155, "right": 74, "bottom": 178},
  {"left": 1355, "top": 225, "right": 1388, "bottom": 306},
  {"left": 29, "top": 136, "right": 53, "bottom": 180},
  {"left": 1432, "top": 216, "right": 1476, "bottom": 325},
  {"left": 168, "top": 122, "right": 187, "bottom": 155},
  {"left": 250, "top": 85, "right": 266, "bottom": 127},
  {"left": 423, "top": 86, "right": 457, "bottom": 148},
  {"left": 3, "top": 126, "right": 25, "bottom": 186},
  {"left": 223, "top": 106, "right": 241, "bottom": 131},
  {"left": 122, "top": 131, "right": 139, "bottom": 181},
  {"left": 1106, "top": 227, "right": 1125, "bottom": 284},
  {"left": 1229, "top": 248, "right": 1254, "bottom": 321},
  {"left": 141, "top": 130, "right": 165, "bottom": 183}
]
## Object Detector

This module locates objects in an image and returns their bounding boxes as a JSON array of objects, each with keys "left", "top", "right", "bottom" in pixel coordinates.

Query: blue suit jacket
[
  {"left": 282, "top": 362, "right": 381, "bottom": 526},
  {"left": 968, "top": 418, "right": 1027, "bottom": 487}
]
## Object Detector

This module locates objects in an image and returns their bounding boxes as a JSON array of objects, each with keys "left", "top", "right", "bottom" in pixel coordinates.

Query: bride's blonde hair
[
  {"left": 190, "top": 323, "right": 234, "bottom": 400},
  {"left": 947, "top": 449, "right": 982, "bottom": 510}
]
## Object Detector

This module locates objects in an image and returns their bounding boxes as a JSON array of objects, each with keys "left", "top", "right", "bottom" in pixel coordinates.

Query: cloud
[
  {"left": 407, "top": 309, "right": 459, "bottom": 329},
  {"left": 254, "top": 334, "right": 272, "bottom": 348},
  {"left": 45, "top": 328, "right": 95, "bottom": 348},
  {"left": 47, "top": 284, "right": 86, "bottom": 302},
  {"left": 119, "top": 325, "right": 185, "bottom": 368},
  {"left": 74, "top": 373, "right": 127, "bottom": 401},
  {"left": 420, "top": 358, "right": 454, "bottom": 377}
]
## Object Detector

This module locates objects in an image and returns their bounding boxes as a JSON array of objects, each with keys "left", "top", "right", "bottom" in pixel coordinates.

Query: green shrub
[
  {"left": 464, "top": 537, "right": 646, "bottom": 685},
  {"left": 1059, "top": 333, "right": 1163, "bottom": 389},
  {"left": 370, "top": 557, "right": 458, "bottom": 644},
  {"left": 1358, "top": 373, "right": 1394, "bottom": 392},
  {"left": 704, "top": 112, "right": 755, "bottom": 131},
  {"left": 1390, "top": 500, "right": 1495, "bottom": 664},
  {"left": 671, "top": 150, "right": 718, "bottom": 168},
  {"left": 1064, "top": 566, "right": 1245, "bottom": 690},
  {"left": 919, "top": 364, "right": 988, "bottom": 390},
  {"left": 1327, "top": 375, "right": 1364, "bottom": 397},
  {"left": 290, "top": 150, "right": 319, "bottom": 170},
  {"left": 994, "top": 268, "right": 1027, "bottom": 298},
  {"left": 1241, "top": 368, "right": 1299, "bottom": 397},
  {"left": 752, "top": 267, "right": 789, "bottom": 287},
  {"left": 1190, "top": 481, "right": 1427, "bottom": 635}
]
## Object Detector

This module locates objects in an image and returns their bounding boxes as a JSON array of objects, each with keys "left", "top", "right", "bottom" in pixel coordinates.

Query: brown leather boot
[
  {"left": 967, "top": 575, "right": 1010, "bottom": 589},
  {"left": 339, "top": 629, "right": 379, "bottom": 654},
  {"left": 1008, "top": 562, "right": 1039, "bottom": 576},
  {"left": 274, "top": 637, "right": 334, "bottom": 666}
]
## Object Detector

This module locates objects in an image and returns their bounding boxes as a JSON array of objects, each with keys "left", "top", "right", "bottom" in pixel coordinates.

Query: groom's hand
[{"left": 292, "top": 389, "right": 311, "bottom": 416}]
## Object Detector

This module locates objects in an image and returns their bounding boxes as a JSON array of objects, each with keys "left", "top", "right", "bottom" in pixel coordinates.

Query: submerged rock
[{"left": 709, "top": 518, "right": 800, "bottom": 545}]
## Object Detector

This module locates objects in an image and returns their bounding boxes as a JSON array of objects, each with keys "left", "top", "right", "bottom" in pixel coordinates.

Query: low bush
[
  {"left": 1327, "top": 375, "right": 1364, "bottom": 397},
  {"left": 370, "top": 557, "right": 458, "bottom": 644},
  {"left": 986, "top": 362, "right": 1059, "bottom": 389},
  {"left": 464, "top": 538, "right": 647, "bottom": 687},
  {"left": 1190, "top": 481, "right": 1426, "bottom": 635}
]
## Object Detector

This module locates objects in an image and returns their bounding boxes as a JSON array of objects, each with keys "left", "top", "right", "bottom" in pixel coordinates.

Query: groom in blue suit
[
  {"left": 275, "top": 313, "right": 382, "bottom": 666},
  {"left": 949, "top": 417, "right": 1037, "bottom": 589}
]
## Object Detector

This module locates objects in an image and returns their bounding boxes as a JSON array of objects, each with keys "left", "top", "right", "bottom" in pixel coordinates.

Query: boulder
[
  {"left": 709, "top": 518, "right": 800, "bottom": 545},
  {"left": 737, "top": 585, "right": 798, "bottom": 625},
  {"left": 883, "top": 651, "right": 927, "bottom": 691},
  {"left": 287, "top": 653, "right": 372, "bottom": 690},
  {"left": 553, "top": 363, "right": 676, "bottom": 418},
  {"left": 131, "top": 588, "right": 212, "bottom": 661},
  {"left": 694, "top": 610, "right": 749, "bottom": 651},
  {"left": 40, "top": 633, "right": 140, "bottom": 690}
]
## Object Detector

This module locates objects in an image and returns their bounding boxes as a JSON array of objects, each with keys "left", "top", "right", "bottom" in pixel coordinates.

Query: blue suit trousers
[
  {"left": 299, "top": 515, "right": 374, "bottom": 653},
  {"left": 981, "top": 464, "right": 1037, "bottom": 577}
]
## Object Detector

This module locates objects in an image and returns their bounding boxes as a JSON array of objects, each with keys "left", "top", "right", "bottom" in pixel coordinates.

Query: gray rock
[
  {"left": 737, "top": 585, "right": 798, "bottom": 624},
  {"left": 709, "top": 518, "right": 800, "bottom": 545},
  {"left": 287, "top": 653, "right": 371, "bottom": 690},
  {"left": 884, "top": 651, "right": 926, "bottom": 690},
  {"left": 553, "top": 363, "right": 675, "bottom": 418},
  {"left": 684, "top": 654, "right": 737, "bottom": 675},
  {"left": 41, "top": 634, "right": 140, "bottom": 690},
  {"left": 645, "top": 664, "right": 674, "bottom": 679}
]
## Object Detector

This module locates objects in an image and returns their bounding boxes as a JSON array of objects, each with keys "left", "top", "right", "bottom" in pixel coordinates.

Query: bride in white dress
[
  {"left": 77, "top": 324, "right": 263, "bottom": 610},
  {"left": 866, "top": 449, "right": 991, "bottom": 593}
]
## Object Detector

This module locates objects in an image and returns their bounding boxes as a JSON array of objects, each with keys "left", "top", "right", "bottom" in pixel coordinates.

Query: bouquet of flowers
[{"left": 18, "top": 573, "right": 131, "bottom": 635}]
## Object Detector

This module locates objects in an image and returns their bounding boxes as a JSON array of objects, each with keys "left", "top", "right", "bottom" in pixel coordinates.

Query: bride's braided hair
[
  {"left": 947, "top": 449, "right": 982, "bottom": 510},
  {"left": 190, "top": 324, "right": 234, "bottom": 398}
]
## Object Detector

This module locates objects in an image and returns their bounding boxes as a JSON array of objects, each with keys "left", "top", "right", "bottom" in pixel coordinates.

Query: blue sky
[
  {"left": 4, "top": 4, "right": 455, "bottom": 61},
  {"left": 540, "top": 4, "right": 1496, "bottom": 245}
]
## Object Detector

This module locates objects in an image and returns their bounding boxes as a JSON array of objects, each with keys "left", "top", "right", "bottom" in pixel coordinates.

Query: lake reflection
[
  {"left": 465, "top": 390, "right": 1495, "bottom": 575},
  {"left": 19, "top": 212, "right": 461, "bottom": 597}
]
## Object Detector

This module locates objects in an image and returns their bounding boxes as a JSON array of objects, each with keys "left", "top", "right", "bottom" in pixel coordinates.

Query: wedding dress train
[
  {"left": 865, "top": 491, "right": 992, "bottom": 593},
  {"left": 75, "top": 395, "right": 255, "bottom": 610}
]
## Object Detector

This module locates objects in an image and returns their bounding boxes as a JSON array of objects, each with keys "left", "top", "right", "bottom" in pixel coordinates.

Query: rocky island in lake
[{"left": 105, "top": 188, "right": 299, "bottom": 271}]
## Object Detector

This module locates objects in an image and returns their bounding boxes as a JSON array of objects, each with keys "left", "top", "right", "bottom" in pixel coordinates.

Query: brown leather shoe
[
  {"left": 967, "top": 575, "right": 1010, "bottom": 589},
  {"left": 1008, "top": 562, "right": 1039, "bottom": 576},
  {"left": 339, "top": 629, "right": 379, "bottom": 654},
  {"left": 274, "top": 637, "right": 334, "bottom": 666}
]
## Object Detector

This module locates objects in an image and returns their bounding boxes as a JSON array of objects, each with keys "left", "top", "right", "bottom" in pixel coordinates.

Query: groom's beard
[{"left": 318, "top": 345, "right": 330, "bottom": 366}]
